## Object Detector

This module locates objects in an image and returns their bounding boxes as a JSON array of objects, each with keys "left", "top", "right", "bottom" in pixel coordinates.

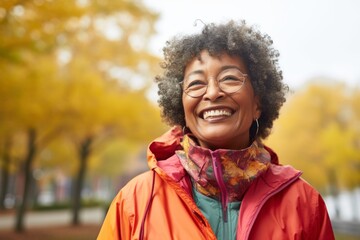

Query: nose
[{"left": 202, "top": 79, "right": 224, "bottom": 101}]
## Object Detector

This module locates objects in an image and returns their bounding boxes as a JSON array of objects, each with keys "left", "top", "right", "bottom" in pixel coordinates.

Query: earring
[{"left": 182, "top": 126, "right": 190, "bottom": 135}]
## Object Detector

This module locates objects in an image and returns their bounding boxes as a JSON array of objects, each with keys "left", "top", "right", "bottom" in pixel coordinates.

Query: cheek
[
  {"left": 182, "top": 96, "right": 191, "bottom": 121},
  {"left": 234, "top": 95, "right": 258, "bottom": 121},
  {"left": 182, "top": 96, "right": 198, "bottom": 123},
  {"left": 238, "top": 87, "right": 259, "bottom": 118}
]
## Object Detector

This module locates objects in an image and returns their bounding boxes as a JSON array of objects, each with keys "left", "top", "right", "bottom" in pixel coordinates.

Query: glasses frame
[{"left": 179, "top": 74, "right": 248, "bottom": 98}]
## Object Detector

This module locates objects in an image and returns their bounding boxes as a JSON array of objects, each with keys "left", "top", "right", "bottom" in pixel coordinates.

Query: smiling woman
[
  {"left": 182, "top": 51, "right": 258, "bottom": 150},
  {"left": 97, "top": 20, "right": 335, "bottom": 240}
]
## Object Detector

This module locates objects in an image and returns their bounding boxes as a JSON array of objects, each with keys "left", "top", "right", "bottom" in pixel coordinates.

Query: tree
[
  {"left": 0, "top": 2, "right": 83, "bottom": 229},
  {"left": 266, "top": 81, "right": 360, "bottom": 219},
  {"left": 267, "top": 80, "right": 360, "bottom": 195},
  {"left": 0, "top": 135, "right": 12, "bottom": 209},
  {"left": 0, "top": 0, "right": 161, "bottom": 231},
  {"left": 59, "top": 71, "right": 163, "bottom": 225}
]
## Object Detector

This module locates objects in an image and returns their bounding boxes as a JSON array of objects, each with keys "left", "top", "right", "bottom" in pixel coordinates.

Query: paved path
[{"left": 0, "top": 207, "right": 104, "bottom": 230}]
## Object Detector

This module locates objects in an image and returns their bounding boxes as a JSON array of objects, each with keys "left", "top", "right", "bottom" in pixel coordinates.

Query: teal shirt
[{"left": 193, "top": 188, "right": 241, "bottom": 240}]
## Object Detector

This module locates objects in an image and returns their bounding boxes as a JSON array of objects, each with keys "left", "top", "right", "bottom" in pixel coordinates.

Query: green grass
[{"left": 32, "top": 199, "right": 105, "bottom": 211}]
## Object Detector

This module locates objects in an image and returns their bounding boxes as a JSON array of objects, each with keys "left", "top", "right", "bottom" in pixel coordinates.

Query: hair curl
[{"left": 155, "top": 20, "right": 288, "bottom": 139}]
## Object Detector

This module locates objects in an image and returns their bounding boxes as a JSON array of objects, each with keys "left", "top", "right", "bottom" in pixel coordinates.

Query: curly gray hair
[{"left": 155, "top": 20, "right": 288, "bottom": 139}]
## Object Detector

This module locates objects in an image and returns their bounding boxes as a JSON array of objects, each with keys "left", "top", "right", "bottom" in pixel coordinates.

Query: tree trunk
[
  {"left": 15, "top": 129, "right": 37, "bottom": 232},
  {"left": 0, "top": 137, "right": 12, "bottom": 210},
  {"left": 71, "top": 137, "right": 92, "bottom": 226}
]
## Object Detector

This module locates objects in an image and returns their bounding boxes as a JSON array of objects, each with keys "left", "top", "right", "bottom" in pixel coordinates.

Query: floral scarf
[{"left": 176, "top": 135, "right": 271, "bottom": 205}]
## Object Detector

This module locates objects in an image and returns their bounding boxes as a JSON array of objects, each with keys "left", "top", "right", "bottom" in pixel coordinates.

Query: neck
[{"left": 191, "top": 134, "right": 252, "bottom": 151}]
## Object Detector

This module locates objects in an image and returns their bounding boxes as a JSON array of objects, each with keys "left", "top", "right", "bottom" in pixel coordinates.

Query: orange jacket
[{"left": 97, "top": 127, "right": 334, "bottom": 240}]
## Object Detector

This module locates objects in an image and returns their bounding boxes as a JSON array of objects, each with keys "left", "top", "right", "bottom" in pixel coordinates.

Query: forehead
[{"left": 184, "top": 50, "right": 248, "bottom": 76}]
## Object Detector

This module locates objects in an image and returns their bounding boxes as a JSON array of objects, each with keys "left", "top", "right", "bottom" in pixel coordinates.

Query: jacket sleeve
[
  {"left": 97, "top": 190, "right": 132, "bottom": 240},
  {"left": 313, "top": 194, "right": 335, "bottom": 240}
]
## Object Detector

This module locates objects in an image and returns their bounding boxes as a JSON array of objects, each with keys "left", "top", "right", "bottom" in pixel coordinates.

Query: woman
[{"left": 97, "top": 20, "right": 334, "bottom": 240}]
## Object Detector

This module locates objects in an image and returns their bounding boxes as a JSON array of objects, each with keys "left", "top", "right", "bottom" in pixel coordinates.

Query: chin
[
  {"left": 194, "top": 125, "right": 247, "bottom": 149},
  {"left": 198, "top": 131, "right": 234, "bottom": 148}
]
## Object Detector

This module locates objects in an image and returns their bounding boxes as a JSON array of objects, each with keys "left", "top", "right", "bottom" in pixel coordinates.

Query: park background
[{"left": 0, "top": 0, "right": 359, "bottom": 239}]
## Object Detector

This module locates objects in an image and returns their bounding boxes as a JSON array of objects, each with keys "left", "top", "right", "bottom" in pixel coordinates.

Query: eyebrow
[
  {"left": 185, "top": 70, "right": 204, "bottom": 79},
  {"left": 185, "top": 65, "right": 244, "bottom": 79},
  {"left": 220, "top": 65, "right": 244, "bottom": 72}
]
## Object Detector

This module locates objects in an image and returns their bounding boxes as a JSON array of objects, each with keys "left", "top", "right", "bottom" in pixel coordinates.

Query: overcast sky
[{"left": 143, "top": 0, "right": 360, "bottom": 90}]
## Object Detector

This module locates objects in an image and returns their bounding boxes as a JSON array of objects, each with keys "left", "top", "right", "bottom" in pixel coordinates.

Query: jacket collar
[
  {"left": 147, "top": 126, "right": 183, "bottom": 170},
  {"left": 147, "top": 126, "right": 280, "bottom": 171}
]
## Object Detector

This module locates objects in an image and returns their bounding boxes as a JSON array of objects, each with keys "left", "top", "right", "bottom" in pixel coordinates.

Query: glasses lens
[
  {"left": 219, "top": 78, "right": 246, "bottom": 94},
  {"left": 182, "top": 80, "right": 207, "bottom": 98},
  {"left": 182, "top": 76, "right": 246, "bottom": 98},
  {"left": 184, "top": 87, "right": 207, "bottom": 98}
]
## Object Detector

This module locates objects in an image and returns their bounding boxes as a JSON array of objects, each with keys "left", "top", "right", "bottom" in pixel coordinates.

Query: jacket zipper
[
  {"left": 211, "top": 151, "right": 229, "bottom": 222},
  {"left": 225, "top": 205, "right": 232, "bottom": 239}
]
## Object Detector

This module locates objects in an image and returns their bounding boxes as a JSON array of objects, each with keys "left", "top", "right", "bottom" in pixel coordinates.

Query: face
[{"left": 182, "top": 50, "right": 261, "bottom": 150}]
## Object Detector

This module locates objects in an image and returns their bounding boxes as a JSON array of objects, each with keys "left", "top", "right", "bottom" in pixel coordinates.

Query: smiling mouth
[{"left": 202, "top": 109, "right": 232, "bottom": 120}]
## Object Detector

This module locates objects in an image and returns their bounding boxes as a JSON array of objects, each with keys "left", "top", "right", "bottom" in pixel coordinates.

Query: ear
[{"left": 253, "top": 95, "right": 261, "bottom": 119}]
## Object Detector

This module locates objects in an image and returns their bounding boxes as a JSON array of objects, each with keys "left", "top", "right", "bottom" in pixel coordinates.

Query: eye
[
  {"left": 220, "top": 75, "right": 242, "bottom": 82},
  {"left": 224, "top": 76, "right": 237, "bottom": 80},
  {"left": 186, "top": 79, "right": 207, "bottom": 89}
]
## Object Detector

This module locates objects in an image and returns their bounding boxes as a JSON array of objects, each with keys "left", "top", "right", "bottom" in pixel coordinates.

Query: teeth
[{"left": 203, "top": 109, "right": 232, "bottom": 119}]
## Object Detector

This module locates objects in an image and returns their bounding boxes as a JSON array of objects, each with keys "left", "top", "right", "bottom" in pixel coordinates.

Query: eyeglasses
[{"left": 180, "top": 73, "right": 248, "bottom": 98}]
